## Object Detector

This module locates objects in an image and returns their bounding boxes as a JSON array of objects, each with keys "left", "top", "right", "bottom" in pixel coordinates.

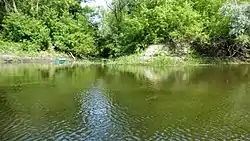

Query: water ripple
[{"left": 1, "top": 68, "right": 250, "bottom": 141}]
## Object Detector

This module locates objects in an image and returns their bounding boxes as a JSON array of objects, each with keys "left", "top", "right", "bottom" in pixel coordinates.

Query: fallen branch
[{"left": 69, "top": 52, "right": 76, "bottom": 61}]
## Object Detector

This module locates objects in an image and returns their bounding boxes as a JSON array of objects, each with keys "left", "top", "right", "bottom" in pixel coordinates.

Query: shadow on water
[{"left": 0, "top": 64, "right": 250, "bottom": 140}]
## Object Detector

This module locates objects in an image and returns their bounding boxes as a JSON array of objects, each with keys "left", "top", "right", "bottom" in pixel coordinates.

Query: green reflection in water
[{"left": 0, "top": 64, "right": 250, "bottom": 140}]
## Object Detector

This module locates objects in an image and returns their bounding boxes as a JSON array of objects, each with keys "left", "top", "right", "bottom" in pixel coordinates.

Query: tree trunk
[{"left": 12, "top": 0, "right": 19, "bottom": 13}]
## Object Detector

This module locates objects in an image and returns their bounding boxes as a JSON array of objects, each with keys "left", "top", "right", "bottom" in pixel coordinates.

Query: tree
[{"left": 1, "top": 0, "right": 99, "bottom": 57}]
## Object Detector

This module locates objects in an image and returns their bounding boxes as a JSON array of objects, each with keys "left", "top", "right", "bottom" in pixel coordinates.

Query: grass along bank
[
  {"left": 105, "top": 55, "right": 248, "bottom": 66},
  {"left": 0, "top": 41, "right": 70, "bottom": 63},
  {"left": 73, "top": 54, "right": 248, "bottom": 66}
]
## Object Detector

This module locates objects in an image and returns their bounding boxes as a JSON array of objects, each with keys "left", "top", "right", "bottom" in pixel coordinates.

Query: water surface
[{"left": 0, "top": 64, "right": 250, "bottom": 140}]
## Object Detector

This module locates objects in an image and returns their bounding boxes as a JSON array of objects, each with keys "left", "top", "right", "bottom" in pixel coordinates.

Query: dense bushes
[
  {"left": 3, "top": 13, "right": 50, "bottom": 51},
  {"left": 218, "top": 3, "right": 250, "bottom": 58},
  {"left": 0, "top": 0, "right": 249, "bottom": 59},
  {"left": 100, "top": 0, "right": 250, "bottom": 58},
  {"left": 51, "top": 13, "right": 96, "bottom": 56},
  {"left": 0, "top": 0, "right": 97, "bottom": 57}
]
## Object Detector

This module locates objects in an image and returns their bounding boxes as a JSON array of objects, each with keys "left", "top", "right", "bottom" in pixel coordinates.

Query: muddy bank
[{"left": 0, "top": 55, "right": 63, "bottom": 63}]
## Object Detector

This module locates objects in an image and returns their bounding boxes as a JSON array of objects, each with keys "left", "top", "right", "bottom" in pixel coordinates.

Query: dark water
[{"left": 0, "top": 64, "right": 250, "bottom": 140}]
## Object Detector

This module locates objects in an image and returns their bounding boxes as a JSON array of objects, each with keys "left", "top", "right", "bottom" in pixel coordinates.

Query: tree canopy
[{"left": 0, "top": 0, "right": 249, "bottom": 59}]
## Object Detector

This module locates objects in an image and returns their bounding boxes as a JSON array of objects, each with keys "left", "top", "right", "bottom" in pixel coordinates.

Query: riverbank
[
  {"left": 73, "top": 55, "right": 248, "bottom": 66},
  {"left": 0, "top": 42, "right": 71, "bottom": 63},
  {"left": 67, "top": 54, "right": 250, "bottom": 67},
  {"left": 0, "top": 54, "right": 71, "bottom": 63},
  {"left": 0, "top": 53, "right": 248, "bottom": 66},
  {"left": 0, "top": 42, "right": 248, "bottom": 66}
]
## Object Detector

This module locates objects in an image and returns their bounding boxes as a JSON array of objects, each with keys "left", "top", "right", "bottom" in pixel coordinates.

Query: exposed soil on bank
[{"left": 0, "top": 55, "right": 73, "bottom": 63}]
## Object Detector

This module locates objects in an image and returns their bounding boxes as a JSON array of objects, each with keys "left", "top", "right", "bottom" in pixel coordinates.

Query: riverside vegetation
[{"left": 0, "top": 0, "right": 250, "bottom": 65}]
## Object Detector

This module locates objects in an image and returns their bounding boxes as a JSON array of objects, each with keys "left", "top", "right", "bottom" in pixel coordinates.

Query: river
[{"left": 0, "top": 64, "right": 250, "bottom": 140}]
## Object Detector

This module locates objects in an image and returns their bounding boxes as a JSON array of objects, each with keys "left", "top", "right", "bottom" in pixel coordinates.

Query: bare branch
[{"left": 105, "top": 0, "right": 113, "bottom": 10}]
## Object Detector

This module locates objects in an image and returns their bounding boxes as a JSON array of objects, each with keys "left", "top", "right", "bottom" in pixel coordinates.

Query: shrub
[
  {"left": 2, "top": 13, "right": 51, "bottom": 51},
  {"left": 52, "top": 13, "right": 97, "bottom": 57}
]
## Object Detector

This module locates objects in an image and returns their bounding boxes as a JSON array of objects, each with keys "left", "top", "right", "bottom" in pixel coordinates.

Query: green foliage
[
  {"left": 2, "top": 13, "right": 50, "bottom": 51},
  {"left": 0, "top": 0, "right": 97, "bottom": 57},
  {"left": 0, "top": 1, "right": 5, "bottom": 29},
  {"left": 0, "top": 0, "right": 250, "bottom": 60},
  {"left": 236, "top": 35, "right": 250, "bottom": 45},
  {"left": 100, "top": 0, "right": 250, "bottom": 58},
  {"left": 100, "top": 0, "right": 221, "bottom": 56},
  {"left": 222, "top": 3, "right": 250, "bottom": 37},
  {"left": 52, "top": 13, "right": 96, "bottom": 56}
]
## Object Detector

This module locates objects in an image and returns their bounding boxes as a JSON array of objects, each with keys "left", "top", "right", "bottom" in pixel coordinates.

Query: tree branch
[{"left": 12, "top": 0, "right": 19, "bottom": 13}]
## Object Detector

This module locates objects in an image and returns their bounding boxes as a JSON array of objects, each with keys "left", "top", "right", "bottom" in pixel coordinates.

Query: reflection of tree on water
[
  {"left": 107, "top": 65, "right": 250, "bottom": 89},
  {"left": 59, "top": 66, "right": 250, "bottom": 139},
  {"left": 1, "top": 64, "right": 250, "bottom": 140},
  {"left": 102, "top": 65, "right": 250, "bottom": 139},
  {"left": 0, "top": 64, "right": 100, "bottom": 140}
]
